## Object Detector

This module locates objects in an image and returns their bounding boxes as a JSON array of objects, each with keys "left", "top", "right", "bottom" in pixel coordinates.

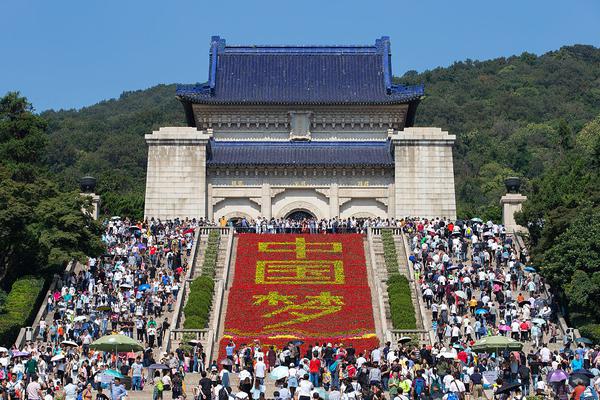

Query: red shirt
[{"left": 309, "top": 358, "right": 321, "bottom": 373}]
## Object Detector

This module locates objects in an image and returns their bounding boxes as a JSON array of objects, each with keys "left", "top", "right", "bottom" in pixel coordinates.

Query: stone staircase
[
  {"left": 369, "top": 230, "right": 429, "bottom": 340},
  {"left": 167, "top": 228, "right": 234, "bottom": 358}
]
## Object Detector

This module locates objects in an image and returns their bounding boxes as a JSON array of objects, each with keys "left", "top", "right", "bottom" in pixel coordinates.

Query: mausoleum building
[{"left": 144, "top": 36, "right": 457, "bottom": 221}]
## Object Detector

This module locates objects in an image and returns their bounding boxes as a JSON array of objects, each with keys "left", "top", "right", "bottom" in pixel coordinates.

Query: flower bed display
[{"left": 220, "top": 234, "right": 378, "bottom": 354}]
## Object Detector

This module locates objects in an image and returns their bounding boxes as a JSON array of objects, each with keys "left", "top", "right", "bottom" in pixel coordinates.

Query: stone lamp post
[
  {"left": 500, "top": 177, "right": 527, "bottom": 233},
  {"left": 80, "top": 176, "right": 101, "bottom": 220}
]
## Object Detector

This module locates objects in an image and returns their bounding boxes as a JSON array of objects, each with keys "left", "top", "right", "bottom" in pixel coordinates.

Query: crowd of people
[
  {"left": 0, "top": 217, "right": 204, "bottom": 399},
  {"left": 202, "top": 218, "right": 600, "bottom": 400},
  {"left": 2, "top": 216, "right": 599, "bottom": 400},
  {"left": 219, "top": 215, "right": 401, "bottom": 234}
]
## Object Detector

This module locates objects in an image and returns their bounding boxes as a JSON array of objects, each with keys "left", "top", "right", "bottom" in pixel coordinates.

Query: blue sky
[{"left": 1, "top": 0, "right": 599, "bottom": 111}]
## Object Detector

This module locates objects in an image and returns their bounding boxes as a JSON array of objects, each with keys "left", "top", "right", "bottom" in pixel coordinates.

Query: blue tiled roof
[
  {"left": 177, "top": 36, "right": 424, "bottom": 105},
  {"left": 207, "top": 140, "right": 394, "bottom": 167}
]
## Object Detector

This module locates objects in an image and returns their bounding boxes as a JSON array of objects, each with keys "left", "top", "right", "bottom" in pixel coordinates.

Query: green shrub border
[
  {"left": 387, "top": 274, "right": 417, "bottom": 329},
  {"left": 381, "top": 229, "right": 417, "bottom": 329},
  {"left": 183, "top": 229, "right": 220, "bottom": 329},
  {"left": 0, "top": 276, "right": 46, "bottom": 344},
  {"left": 382, "top": 229, "right": 399, "bottom": 274}
]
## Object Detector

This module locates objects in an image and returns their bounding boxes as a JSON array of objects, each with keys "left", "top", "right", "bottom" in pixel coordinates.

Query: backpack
[
  {"left": 446, "top": 393, "right": 459, "bottom": 400},
  {"left": 581, "top": 386, "right": 599, "bottom": 400},
  {"left": 156, "top": 380, "right": 164, "bottom": 392},
  {"left": 414, "top": 377, "right": 426, "bottom": 397}
]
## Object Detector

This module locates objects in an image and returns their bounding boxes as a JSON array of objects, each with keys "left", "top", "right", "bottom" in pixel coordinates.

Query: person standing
[
  {"left": 309, "top": 352, "right": 321, "bottom": 388},
  {"left": 130, "top": 357, "right": 144, "bottom": 391}
]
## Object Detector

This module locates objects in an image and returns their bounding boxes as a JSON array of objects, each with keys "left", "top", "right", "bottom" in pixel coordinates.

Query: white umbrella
[
  {"left": 74, "top": 316, "right": 87, "bottom": 323},
  {"left": 269, "top": 366, "right": 289, "bottom": 380},
  {"left": 438, "top": 352, "right": 457, "bottom": 359},
  {"left": 61, "top": 340, "right": 78, "bottom": 347},
  {"left": 0, "top": 347, "right": 8, "bottom": 353},
  {"left": 398, "top": 336, "right": 412, "bottom": 344},
  {"left": 120, "top": 283, "right": 132, "bottom": 289},
  {"left": 51, "top": 354, "right": 65, "bottom": 362},
  {"left": 455, "top": 290, "right": 468, "bottom": 300}
]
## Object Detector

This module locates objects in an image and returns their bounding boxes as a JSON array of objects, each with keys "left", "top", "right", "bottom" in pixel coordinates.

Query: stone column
[
  {"left": 207, "top": 183, "right": 214, "bottom": 222},
  {"left": 500, "top": 194, "right": 528, "bottom": 233},
  {"left": 391, "top": 127, "right": 457, "bottom": 219},
  {"left": 144, "top": 127, "right": 211, "bottom": 220},
  {"left": 80, "top": 193, "right": 101, "bottom": 220},
  {"left": 387, "top": 183, "right": 395, "bottom": 218},
  {"left": 329, "top": 183, "right": 339, "bottom": 218},
  {"left": 261, "top": 183, "right": 272, "bottom": 219}
]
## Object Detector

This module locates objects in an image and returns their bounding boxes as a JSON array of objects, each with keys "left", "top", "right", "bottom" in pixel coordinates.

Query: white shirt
[
  {"left": 254, "top": 361, "right": 266, "bottom": 378},
  {"left": 297, "top": 379, "right": 314, "bottom": 397}
]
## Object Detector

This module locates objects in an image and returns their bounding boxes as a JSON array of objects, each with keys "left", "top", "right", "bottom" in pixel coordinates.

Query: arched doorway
[{"left": 286, "top": 210, "right": 315, "bottom": 221}]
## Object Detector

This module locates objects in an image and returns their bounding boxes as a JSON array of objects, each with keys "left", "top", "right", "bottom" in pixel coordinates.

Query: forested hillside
[
  {"left": 42, "top": 45, "right": 600, "bottom": 221},
  {"left": 1, "top": 43, "right": 598, "bottom": 338}
]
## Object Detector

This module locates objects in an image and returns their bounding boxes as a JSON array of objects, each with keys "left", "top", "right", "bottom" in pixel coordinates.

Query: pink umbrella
[{"left": 498, "top": 324, "right": 511, "bottom": 332}]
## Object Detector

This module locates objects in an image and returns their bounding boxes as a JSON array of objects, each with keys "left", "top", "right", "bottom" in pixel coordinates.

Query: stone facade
[
  {"left": 391, "top": 128, "right": 457, "bottom": 220},
  {"left": 144, "top": 127, "right": 211, "bottom": 220},
  {"left": 144, "top": 125, "right": 457, "bottom": 221}
]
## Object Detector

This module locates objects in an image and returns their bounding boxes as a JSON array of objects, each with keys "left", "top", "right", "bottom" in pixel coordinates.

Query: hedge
[
  {"left": 183, "top": 230, "right": 220, "bottom": 329},
  {"left": 0, "top": 276, "right": 46, "bottom": 344},
  {"left": 381, "top": 229, "right": 417, "bottom": 329},
  {"left": 387, "top": 274, "right": 417, "bottom": 329},
  {"left": 381, "top": 229, "right": 399, "bottom": 274}
]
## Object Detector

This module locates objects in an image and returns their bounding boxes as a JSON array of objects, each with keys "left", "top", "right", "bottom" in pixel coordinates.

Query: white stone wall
[
  {"left": 144, "top": 127, "right": 211, "bottom": 220},
  {"left": 392, "top": 127, "right": 457, "bottom": 219},
  {"left": 143, "top": 126, "right": 457, "bottom": 222}
]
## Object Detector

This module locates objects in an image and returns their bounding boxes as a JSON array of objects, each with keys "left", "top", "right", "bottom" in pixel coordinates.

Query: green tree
[{"left": 0, "top": 92, "right": 104, "bottom": 285}]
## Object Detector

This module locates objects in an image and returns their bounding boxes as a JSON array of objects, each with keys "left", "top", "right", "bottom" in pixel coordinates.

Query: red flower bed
[{"left": 219, "top": 234, "right": 378, "bottom": 357}]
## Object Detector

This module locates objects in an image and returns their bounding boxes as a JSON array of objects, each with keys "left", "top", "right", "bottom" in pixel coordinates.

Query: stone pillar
[
  {"left": 387, "top": 183, "right": 395, "bottom": 218},
  {"left": 329, "top": 183, "right": 339, "bottom": 218},
  {"left": 207, "top": 183, "right": 214, "bottom": 222},
  {"left": 80, "top": 193, "right": 101, "bottom": 220},
  {"left": 261, "top": 183, "right": 272, "bottom": 219},
  {"left": 144, "top": 127, "right": 211, "bottom": 220},
  {"left": 500, "top": 194, "right": 528, "bottom": 233},
  {"left": 391, "top": 127, "right": 457, "bottom": 219}
]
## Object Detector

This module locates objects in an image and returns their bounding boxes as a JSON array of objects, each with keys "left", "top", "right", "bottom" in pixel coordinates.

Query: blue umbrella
[
  {"left": 103, "top": 369, "right": 125, "bottom": 378},
  {"left": 138, "top": 284, "right": 151, "bottom": 291},
  {"left": 524, "top": 266, "right": 536, "bottom": 273},
  {"left": 475, "top": 309, "right": 488, "bottom": 315}
]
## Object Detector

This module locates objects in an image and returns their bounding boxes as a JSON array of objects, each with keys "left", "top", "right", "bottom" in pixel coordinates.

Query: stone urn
[
  {"left": 504, "top": 177, "right": 521, "bottom": 194},
  {"left": 80, "top": 176, "right": 97, "bottom": 193}
]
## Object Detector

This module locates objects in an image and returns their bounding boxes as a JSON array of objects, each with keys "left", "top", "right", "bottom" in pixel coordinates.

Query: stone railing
[
  {"left": 371, "top": 227, "right": 403, "bottom": 236},
  {"left": 390, "top": 329, "right": 430, "bottom": 344},
  {"left": 14, "top": 260, "right": 77, "bottom": 348},
  {"left": 164, "top": 228, "right": 201, "bottom": 353},
  {"left": 365, "top": 227, "right": 391, "bottom": 343},
  {"left": 206, "top": 227, "right": 235, "bottom": 363},
  {"left": 170, "top": 328, "right": 210, "bottom": 343},
  {"left": 399, "top": 233, "right": 435, "bottom": 343},
  {"left": 510, "top": 231, "right": 575, "bottom": 339},
  {"left": 198, "top": 226, "right": 231, "bottom": 236}
]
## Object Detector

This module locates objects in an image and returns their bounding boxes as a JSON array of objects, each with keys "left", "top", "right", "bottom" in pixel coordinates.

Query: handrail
[
  {"left": 366, "top": 227, "right": 391, "bottom": 343},
  {"left": 510, "top": 230, "right": 573, "bottom": 339},
  {"left": 15, "top": 260, "right": 77, "bottom": 348},
  {"left": 164, "top": 228, "right": 201, "bottom": 353}
]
